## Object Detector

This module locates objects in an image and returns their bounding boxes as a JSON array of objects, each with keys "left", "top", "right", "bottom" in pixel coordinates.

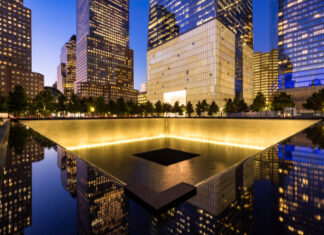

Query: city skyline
[{"left": 25, "top": 0, "right": 273, "bottom": 89}]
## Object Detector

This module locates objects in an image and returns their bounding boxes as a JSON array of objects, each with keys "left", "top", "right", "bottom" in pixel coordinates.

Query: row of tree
[{"left": 1, "top": 85, "right": 323, "bottom": 118}]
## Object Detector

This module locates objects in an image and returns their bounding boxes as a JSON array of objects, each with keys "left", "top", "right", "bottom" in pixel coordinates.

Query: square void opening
[{"left": 134, "top": 148, "right": 200, "bottom": 166}]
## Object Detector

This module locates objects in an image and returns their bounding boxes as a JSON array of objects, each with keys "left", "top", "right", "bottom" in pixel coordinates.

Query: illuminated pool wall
[{"left": 21, "top": 119, "right": 318, "bottom": 151}]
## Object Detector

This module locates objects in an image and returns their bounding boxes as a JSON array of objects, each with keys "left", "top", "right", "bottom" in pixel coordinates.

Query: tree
[
  {"left": 186, "top": 101, "right": 194, "bottom": 117},
  {"left": 163, "top": 103, "right": 173, "bottom": 115},
  {"left": 27, "top": 98, "right": 37, "bottom": 117},
  {"left": 127, "top": 100, "right": 140, "bottom": 116},
  {"left": 303, "top": 89, "right": 324, "bottom": 114},
  {"left": 94, "top": 96, "right": 106, "bottom": 115},
  {"left": 116, "top": 97, "right": 128, "bottom": 116},
  {"left": 208, "top": 101, "right": 219, "bottom": 117},
  {"left": 139, "top": 103, "right": 146, "bottom": 116},
  {"left": 196, "top": 101, "right": 202, "bottom": 117},
  {"left": 172, "top": 101, "right": 182, "bottom": 115},
  {"left": 79, "top": 97, "right": 94, "bottom": 114},
  {"left": 67, "top": 94, "right": 81, "bottom": 115},
  {"left": 145, "top": 101, "right": 154, "bottom": 116},
  {"left": 201, "top": 100, "right": 209, "bottom": 114},
  {"left": 224, "top": 99, "right": 235, "bottom": 114},
  {"left": 234, "top": 97, "right": 249, "bottom": 113},
  {"left": 7, "top": 85, "right": 28, "bottom": 117},
  {"left": 34, "top": 89, "right": 55, "bottom": 117},
  {"left": 0, "top": 91, "right": 7, "bottom": 112},
  {"left": 251, "top": 92, "right": 266, "bottom": 112},
  {"left": 57, "top": 94, "right": 67, "bottom": 116},
  {"left": 108, "top": 100, "right": 116, "bottom": 116},
  {"left": 271, "top": 92, "right": 295, "bottom": 112},
  {"left": 155, "top": 100, "right": 164, "bottom": 116}
]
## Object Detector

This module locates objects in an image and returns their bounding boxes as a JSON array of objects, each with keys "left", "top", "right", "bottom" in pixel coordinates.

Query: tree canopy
[
  {"left": 7, "top": 85, "right": 28, "bottom": 117},
  {"left": 251, "top": 92, "right": 266, "bottom": 112},
  {"left": 271, "top": 92, "right": 295, "bottom": 112}
]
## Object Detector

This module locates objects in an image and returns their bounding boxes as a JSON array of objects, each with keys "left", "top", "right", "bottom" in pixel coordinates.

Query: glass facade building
[
  {"left": 278, "top": 0, "right": 324, "bottom": 90},
  {"left": 148, "top": 0, "right": 253, "bottom": 50},
  {"left": 254, "top": 49, "right": 279, "bottom": 105},
  {"left": 75, "top": 0, "right": 138, "bottom": 102},
  {"left": 147, "top": 0, "right": 253, "bottom": 107},
  {"left": 0, "top": 0, "right": 44, "bottom": 97},
  {"left": 57, "top": 35, "right": 76, "bottom": 100}
]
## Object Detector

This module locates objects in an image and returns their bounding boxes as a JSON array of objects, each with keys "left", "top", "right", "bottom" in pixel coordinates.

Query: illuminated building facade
[
  {"left": 138, "top": 83, "right": 147, "bottom": 104},
  {"left": 57, "top": 35, "right": 76, "bottom": 100},
  {"left": 76, "top": 158, "right": 129, "bottom": 234},
  {"left": 75, "top": 0, "right": 137, "bottom": 102},
  {"left": 278, "top": 0, "right": 324, "bottom": 108},
  {"left": 253, "top": 49, "right": 279, "bottom": 105},
  {"left": 138, "top": 92, "right": 147, "bottom": 105},
  {"left": 0, "top": 127, "right": 44, "bottom": 234},
  {"left": 57, "top": 146, "right": 77, "bottom": 197},
  {"left": 0, "top": 0, "right": 44, "bottom": 98},
  {"left": 147, "top": 0, "right": 254, "bottom": 107}
]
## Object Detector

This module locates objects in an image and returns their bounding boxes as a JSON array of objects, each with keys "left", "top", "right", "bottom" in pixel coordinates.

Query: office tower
[
  {"left": 57, "top": 35, "right": 76, "bottom": 100},
  {"left": 147, "top": 0, "right": 254, "bottom": 107},
  {"left": 0, "top": 0, "right": 44, "bottom": 98},
  {"left": 278, "top": 0, "right": 324, "bottom": 109},
  {"left": 254, "top": 49, "right": 279, "bottom": 106},
  {"left": 75, "top": 0, "right": 137, "bottom": 102}
]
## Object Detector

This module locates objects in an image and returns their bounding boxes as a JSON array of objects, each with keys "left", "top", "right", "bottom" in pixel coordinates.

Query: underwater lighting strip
[
  {"left": 167, "top": 135, "right": 265, "bottom": 150},
  {"left": 67, "top": 135, "right": 166, "bottom": 151},
  {"left": 67, "top": 135, "right": 265, "bottom": 151}
]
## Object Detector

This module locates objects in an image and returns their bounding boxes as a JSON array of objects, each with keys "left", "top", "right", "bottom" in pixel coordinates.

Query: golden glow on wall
[
  {"left": 67, "top": 135, "right": 264, "bottom": 151},
  {"left": 22, "top": 119, "right": 318, "bottom": 152}
]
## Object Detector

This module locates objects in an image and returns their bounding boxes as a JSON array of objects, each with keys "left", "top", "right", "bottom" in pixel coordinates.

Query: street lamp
[{"left": 90, "top": 107, "right": 95, "bottom": 116}]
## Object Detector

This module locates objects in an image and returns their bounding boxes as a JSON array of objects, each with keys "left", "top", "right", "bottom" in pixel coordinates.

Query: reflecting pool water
[
  {"left": 0, "top": 122, "right": 324, "bottom": 234},
  {"left": 72, "top": 138, "right": 258, "bottom": 192}
]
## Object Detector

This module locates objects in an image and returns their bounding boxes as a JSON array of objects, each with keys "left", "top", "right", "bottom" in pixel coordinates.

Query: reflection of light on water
[{"left": 67, "top": 136, "right": 265, "bottom": 151}]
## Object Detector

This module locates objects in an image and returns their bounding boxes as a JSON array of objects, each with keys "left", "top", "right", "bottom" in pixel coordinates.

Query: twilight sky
[{"left": 24, "top": 0, "right": 272, "bottom": 89}]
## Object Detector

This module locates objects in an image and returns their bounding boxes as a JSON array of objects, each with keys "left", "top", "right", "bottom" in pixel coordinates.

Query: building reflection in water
[
  {"left": 57, "top": 147, "right": 129, "bottom": 234},
  {"left": 56, "top": 123, "right": 324, "bottom": 234},
  {"left": 2, "top": 123, "right": 324, "bottom": 234},
  {"left": 0, "top": 124, "right": 44, "bottom": 234}
]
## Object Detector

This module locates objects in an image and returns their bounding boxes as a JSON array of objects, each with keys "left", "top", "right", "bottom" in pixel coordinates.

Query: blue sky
[{"left": 24, "top": 0, "right": 272, "bottom": 89}]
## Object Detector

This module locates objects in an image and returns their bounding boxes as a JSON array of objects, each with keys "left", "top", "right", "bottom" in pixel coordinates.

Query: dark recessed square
[{"left": 133, "top": 148, "right": 200, "bottom": 166}]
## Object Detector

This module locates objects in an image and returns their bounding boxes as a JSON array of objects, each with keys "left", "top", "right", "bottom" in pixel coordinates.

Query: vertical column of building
[
  {"left": 0, "top": 0, "right": 44, "bottom": 98},
  {"left": 216, "top": 0, "right": 254, "bottom": 104},
  {"left": 253, "top": 49, "right": 279, "bottom": 106}
]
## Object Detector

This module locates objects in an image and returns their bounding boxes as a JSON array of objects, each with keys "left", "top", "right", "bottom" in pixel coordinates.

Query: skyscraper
[
  {"left": 75, "top": 0, "right": 138, "bottom": 102},
  {"left": 147, "top": 0, "right": 254, "bottom": 107},
  {"left": 278, "top": 0, "right": 324, "bottom": 109},
  {"left": 0, "top": 0, "right": 44, "bottom": 98},
  {"left": 57, "top": 35, "right": 76, "bottom": 100},
  {"left": 254, "top": 49, "right": 279, "bottom": 106}
]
